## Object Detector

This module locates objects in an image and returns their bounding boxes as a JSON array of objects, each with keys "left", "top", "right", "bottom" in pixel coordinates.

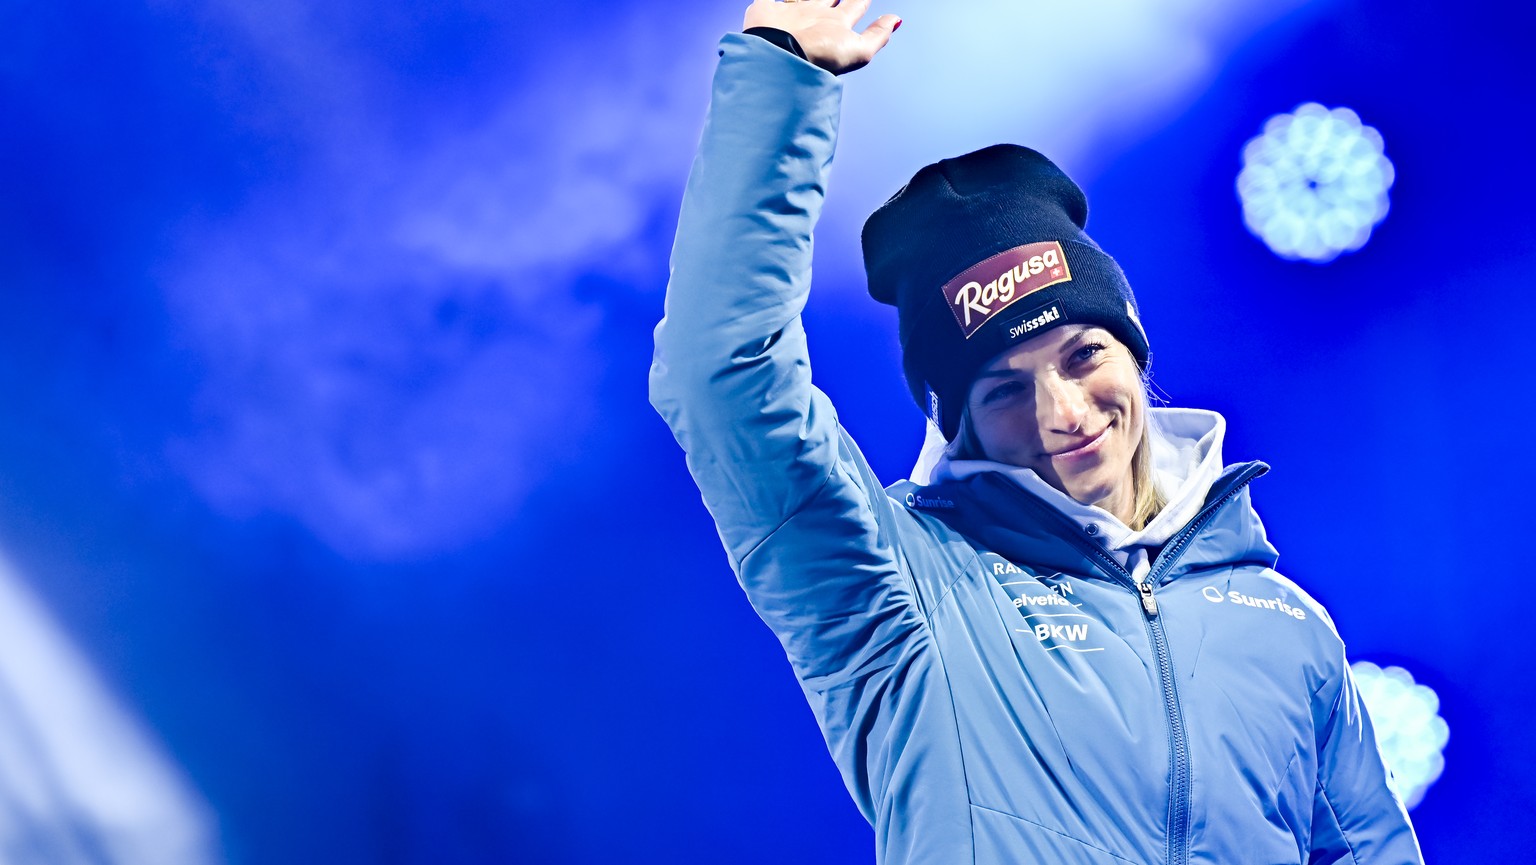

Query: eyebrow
[
  {"left": 975, "top": 327, "right": 1109, "bottom": 380},
  {"left": 1060, "top": 329, "right": 1090, "bottom": 352},
  {"left": 973, "top": 369, "right": 1020, "bottom": 380}
]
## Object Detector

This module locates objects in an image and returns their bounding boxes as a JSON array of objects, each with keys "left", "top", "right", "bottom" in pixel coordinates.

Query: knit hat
[{"left": 862, "top": 144, "right": 1150, "bottom": 440}]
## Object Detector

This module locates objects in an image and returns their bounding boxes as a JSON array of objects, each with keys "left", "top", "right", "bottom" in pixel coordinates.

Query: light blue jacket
[{"left": 649, "top": 32, "right": 1422, "bottom": 865}]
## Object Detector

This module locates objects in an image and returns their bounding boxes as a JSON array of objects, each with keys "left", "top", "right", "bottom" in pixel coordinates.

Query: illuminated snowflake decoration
[
  {"left": 1236, "top": 103, "right": 1395, "bottom": 263},
  {"left": 1351, "top": 661, "right": 1448, "bottom": 809}
]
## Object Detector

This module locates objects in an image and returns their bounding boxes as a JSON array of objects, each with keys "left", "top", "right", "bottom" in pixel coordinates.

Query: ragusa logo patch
[{"left": 941, "top": 240, "right": 1073, "bottom": 338}]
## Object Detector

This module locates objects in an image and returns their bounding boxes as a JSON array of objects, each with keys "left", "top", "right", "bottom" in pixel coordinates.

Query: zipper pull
[{"left": 1137, "top": 581, "right": 1159, "bottom": 618}]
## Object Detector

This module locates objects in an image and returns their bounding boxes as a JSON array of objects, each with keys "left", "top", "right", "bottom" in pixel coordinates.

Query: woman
[{"left": 649, "top": 2, "right": 1423, "bottom": 862}]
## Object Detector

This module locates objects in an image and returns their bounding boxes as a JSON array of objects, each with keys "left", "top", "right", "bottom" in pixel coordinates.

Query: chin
[{"left": 1061, "top": 475, "right": 1120, "bottom": 509}]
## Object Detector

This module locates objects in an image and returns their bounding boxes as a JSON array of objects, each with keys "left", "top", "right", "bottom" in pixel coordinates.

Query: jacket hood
[
  {"left": 935, "top": 408, "right": 1225, "bottom": 544},
  {"left": 899, "top": 409, "right": 1278, "bottom": 582}
]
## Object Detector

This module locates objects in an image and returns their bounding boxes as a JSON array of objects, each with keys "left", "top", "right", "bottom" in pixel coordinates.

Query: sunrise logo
[
  {"left": 1351, "top": 661, "right": 1448, "bottom": 810},
  {"left": 1236, "top": 103, "right": 1395, "bottom": 264}
]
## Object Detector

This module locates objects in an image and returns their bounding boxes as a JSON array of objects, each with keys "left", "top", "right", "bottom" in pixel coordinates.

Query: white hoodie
[{"left": 910, "top": 408, "right": 1229, "bottom": 584}]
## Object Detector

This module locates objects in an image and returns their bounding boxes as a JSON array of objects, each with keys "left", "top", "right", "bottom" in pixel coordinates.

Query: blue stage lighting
[
  {"left": 1351, "top": 661, "right": 1448, "bottom": 810},
  {"left": 1236, "top": 103, "right": 1395, "bottom": 263}
]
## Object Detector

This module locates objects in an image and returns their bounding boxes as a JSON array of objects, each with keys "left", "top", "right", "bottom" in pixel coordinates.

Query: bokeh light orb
[
  {"left": 1236, "top": 103, "right": 1395, "bottom": 263},
  {"left": 1352, "top": 661, "right": 1448, "bottom": 809}
]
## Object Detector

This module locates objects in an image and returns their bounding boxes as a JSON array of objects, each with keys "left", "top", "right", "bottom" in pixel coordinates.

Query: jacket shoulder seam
[
  {"left": 734, "top": 459, "right": 840, "bottom": 567},
  {"left": 927, "top": 548, "right": 981, "bottom": 614},
  {"left": 1316, "top": 781, "right": 1362, "bottom": 864},
  {"left": 920, "top": 557, "right": 980, "bottom": 862}
]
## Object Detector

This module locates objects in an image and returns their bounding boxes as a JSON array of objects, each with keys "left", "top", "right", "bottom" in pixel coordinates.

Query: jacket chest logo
[
  {"left": 984, "top": 555, "right": 1105, "bottom": 654},
  {"left": 1200, "top": 583, "right": 1309, "bottom": 622}
]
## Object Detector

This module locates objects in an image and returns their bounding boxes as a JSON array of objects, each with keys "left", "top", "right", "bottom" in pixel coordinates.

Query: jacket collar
[
  {"left": 932, "top": 408, "right": 1228, "bottom": 556},
  {"left": 899, "top": 448, "right": 1277, "bottom": 585}
]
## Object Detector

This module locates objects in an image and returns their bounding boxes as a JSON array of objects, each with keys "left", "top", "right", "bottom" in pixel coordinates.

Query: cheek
[
  {"left": 1115, "top": 389, "right": 1142, "bottom": 432},
  {"left": 972, "top": 407, "right": 1042, "bottom": 460},
  {"left": 1105, "top": 388, "right": 1145, "bottom": 457},
  {"left": 1083, "top": 372, "right": 1143, "bottom": 448},
  {"left": 1091, "top": 368, "right": 1143, "bottom": 420}
]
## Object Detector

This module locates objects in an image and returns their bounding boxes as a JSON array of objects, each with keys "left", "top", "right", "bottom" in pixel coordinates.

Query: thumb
[{"left": 858, "top": 13, "right": 902, "bottom": 55}]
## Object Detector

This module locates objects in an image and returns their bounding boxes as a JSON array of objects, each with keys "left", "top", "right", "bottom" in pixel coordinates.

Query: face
[{"left": 965, "top": 325, "right": 1144, "bottom": 522}]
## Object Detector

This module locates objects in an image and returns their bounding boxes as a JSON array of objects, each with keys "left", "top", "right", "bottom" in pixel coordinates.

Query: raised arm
[
  {"left": 649, "top": 1, "right": 900, "bottom": 566},
  {"left": 647, "top": 5, "right": 924, "bottom": 714}
]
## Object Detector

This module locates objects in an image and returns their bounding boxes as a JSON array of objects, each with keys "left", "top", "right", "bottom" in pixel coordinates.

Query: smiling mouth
[{"left": 1047, "top": 425, "right": 1109, "bottom": 459}]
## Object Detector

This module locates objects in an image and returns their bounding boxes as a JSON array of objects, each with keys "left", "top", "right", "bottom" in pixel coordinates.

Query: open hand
[{"left": 743, "top": 0, "right": 902, "bottom": 75}]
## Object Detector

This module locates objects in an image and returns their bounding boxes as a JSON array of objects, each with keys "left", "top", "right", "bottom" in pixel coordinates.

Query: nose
[{"left": 1037, "top": 373, "right": 1088, "bottom": 433}]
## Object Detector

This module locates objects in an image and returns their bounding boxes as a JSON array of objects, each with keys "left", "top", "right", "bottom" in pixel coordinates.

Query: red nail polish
[{"left": 894, "top": 18, "right": 903, "bottom": 30}]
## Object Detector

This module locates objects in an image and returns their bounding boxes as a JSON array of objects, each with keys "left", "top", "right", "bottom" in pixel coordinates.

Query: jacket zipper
[
  {"left": 999, "top": 462, "right": 1267, "bottom": 865},
  {"left": 1139, "top": 461, "right": 1267, "bottom": 865}
]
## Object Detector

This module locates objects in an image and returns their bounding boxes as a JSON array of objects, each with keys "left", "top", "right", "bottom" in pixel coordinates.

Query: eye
[
  {"left": 1070, "top": 342, "right": 1107, "bottom": 366},
  {"left": 981, "top": 380, "right": 1025, "bottom": 404}
]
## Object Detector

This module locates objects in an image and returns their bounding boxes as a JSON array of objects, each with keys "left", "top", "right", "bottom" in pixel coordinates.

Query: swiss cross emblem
[{"left": 1050, "top": 266, "right": 1063, "bottom": 277}]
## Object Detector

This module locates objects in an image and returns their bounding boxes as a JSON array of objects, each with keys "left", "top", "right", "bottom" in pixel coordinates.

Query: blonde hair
[
  {"left": 1126, "top": 415, "right": 1165, "bottom": 531},
  {"left": 949, "top": 381, "right": 1166, "bottom": 531}
]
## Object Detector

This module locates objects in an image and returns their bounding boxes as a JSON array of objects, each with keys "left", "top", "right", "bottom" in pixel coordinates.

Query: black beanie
[{"left": 862, "top": 144, "right": 1150, "bottom": 440}]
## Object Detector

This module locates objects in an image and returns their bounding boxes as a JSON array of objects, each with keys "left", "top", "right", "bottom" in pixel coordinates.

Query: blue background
[{"left": 2, "top": 0, "right": 1531, "bottom": 861}]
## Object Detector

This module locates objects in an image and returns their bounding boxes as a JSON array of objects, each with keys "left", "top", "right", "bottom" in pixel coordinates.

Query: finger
[
  {"left": 744, "top": 0, "right": 780, "bottom": 29},
  {"left": 838, "top": 0, "right": 872, "bottom": 21},
  {"left": 858, "top": 13, "right": 902, "bottom": 55}
]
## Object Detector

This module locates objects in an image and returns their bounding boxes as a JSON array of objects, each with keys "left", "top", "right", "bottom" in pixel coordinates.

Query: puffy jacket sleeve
[
  {"left": 1307, "top": 661, "right": 1424, "bottom": 864},
  {"left": 648, "top": 34, "right": 928, "bottom": 696}
]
